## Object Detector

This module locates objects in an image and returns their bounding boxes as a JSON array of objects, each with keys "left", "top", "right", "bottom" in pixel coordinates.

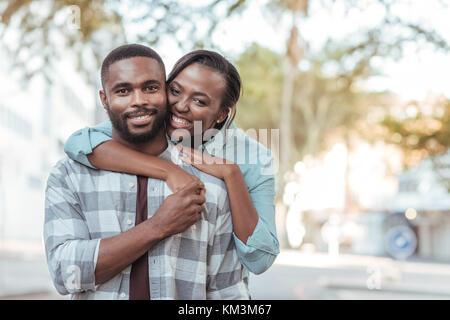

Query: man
[{"left": 44, "top": 44, "right": 249, "bottom": 300}]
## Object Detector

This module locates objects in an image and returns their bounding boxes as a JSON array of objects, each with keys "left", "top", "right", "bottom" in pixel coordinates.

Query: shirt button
[
  {"left": 127, "top": 219, "right": 133, "bottom": 226},
  {"left": 120, "top": 292, "right": 126, "bottom": 299},
  {"left": 129, "top": 182, "right": 135, "bottom": 188}
]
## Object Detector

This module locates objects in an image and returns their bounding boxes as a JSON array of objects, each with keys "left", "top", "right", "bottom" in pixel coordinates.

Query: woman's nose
[{"left": 173, "top": 98, "right": 190, "bottom": 113}]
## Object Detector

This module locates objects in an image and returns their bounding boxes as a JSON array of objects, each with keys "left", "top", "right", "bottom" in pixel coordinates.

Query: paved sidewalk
[
  {"left": 275, "top": 249, "right": 450, "bottom": 276},
  {"left": 278, "top": 250, "right": 450, "bottom": 287},
  {"left": 3, "top": 242, "right": 450, "bottom": 300},
  {"left": 0, "top": 240, "right": 66, "bottom": 299},
  {"left": 248, "top": 250, "right": 450, "bottom": 299}
]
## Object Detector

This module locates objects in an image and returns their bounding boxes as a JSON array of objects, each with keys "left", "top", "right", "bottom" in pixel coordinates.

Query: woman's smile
[{"left": 169, "top": 113, "right": 192, "bottom": 129}]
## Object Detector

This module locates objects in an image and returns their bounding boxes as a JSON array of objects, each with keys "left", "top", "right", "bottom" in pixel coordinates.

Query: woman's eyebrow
[
  {"left": 170, "top": 80, "right": 182, "bottom": 88},
  {"left": 192, "top": 91, "right": 209, "bottom": 98}
]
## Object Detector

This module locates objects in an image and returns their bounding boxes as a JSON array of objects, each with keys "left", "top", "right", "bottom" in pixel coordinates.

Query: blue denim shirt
[{"left": 64, "top": 119, "right": 280, "bottom": 275}]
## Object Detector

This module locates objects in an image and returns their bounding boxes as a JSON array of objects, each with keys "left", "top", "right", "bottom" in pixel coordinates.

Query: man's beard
[{"left": 105, "top": 103, "right": 166, "bottom": 144}]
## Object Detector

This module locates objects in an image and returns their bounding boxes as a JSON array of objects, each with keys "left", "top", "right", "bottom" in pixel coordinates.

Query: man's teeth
[
  {"left": 130, "top": 114, "right": 151, "bottom": 119},
  {"left": 172, "top": 115, "right": 190, "bottom": 125}
]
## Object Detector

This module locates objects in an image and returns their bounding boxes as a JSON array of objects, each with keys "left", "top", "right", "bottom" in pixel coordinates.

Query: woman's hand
[
  {"left": 166, "top": 163, "right": 205, "bottom": 194},
  {"left": 177, "top": 145, "right": 238, "bottom": 180},
  {"left": 178, "top": 145, "right": 259, "bottom": 245}
]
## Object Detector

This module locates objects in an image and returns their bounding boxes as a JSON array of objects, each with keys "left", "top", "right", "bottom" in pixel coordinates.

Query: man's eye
[
  {"left": 145, "top": 86, "right": 158, "bottom": 92},
  {"left": 116, "top": 89, "right": 128, "bottom": 94}
]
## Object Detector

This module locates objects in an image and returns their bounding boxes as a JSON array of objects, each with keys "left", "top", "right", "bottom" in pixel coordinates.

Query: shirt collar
[
  {"left": 158, "top": 140, "right": 183, "bottom": 165},
  {"left": 202, "top": 117, "right": 237, "bottom": 155}
]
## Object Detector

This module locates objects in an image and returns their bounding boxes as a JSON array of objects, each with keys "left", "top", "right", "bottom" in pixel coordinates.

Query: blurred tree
[
  {"left": 0, "top": 0, "right": 248, "bottom": 121},
  {"left": 234, "top": 44, "right": 284, "bottom": 130},
  {"left": 1, "top": 0, "right": 122, "bottom": 81},
  {"left": 2, "top": 0, "right": 448, "bottom": 121},
  {"left": 266, "top": 0, "right": 307, "bottom": 188},
  {"left": 0, "top": 0, "right": 248, "bottom": 81},
  {"left": 376, "top": 95, "right": 450, "bottom": 190},
  {"left": 235, "top": 42, "right": 379, "bottom": 157},
  {"left": 261, "top": 0, "right": 450, "bottom": 177}
]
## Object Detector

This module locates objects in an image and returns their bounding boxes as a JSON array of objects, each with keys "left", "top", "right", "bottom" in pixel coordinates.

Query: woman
[{"left": 64, "top": 50, "right": 279, "bottom": 278}]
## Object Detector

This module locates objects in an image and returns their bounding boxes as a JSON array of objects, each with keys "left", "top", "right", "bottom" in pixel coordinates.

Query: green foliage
[
  {"left": 380, "top": 98, "right": 450, "bottom": 166},
  {"left": 234, "top": 42, "right": 383, "bottom": 163},
  {"left": 0, "top": 0, "right": 125, "bottom": 81},
  {"left": 377, "top": 97, "right": 450, "bottom": 190},
  {"left": 234, "top": 43, "right": 284, "bottom": 130},
  {"left": 0, "top": 0, "right": 248, "bottom": 82}
]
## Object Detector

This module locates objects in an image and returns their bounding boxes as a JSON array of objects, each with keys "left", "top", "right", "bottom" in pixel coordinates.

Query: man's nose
[{"left": 131, "top": 90, "right": 147, "bottom": 107}]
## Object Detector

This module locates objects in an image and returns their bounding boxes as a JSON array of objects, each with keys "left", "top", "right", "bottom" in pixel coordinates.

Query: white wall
[{"left": 0, "top": 50, "right": 96, "bottom": 242}]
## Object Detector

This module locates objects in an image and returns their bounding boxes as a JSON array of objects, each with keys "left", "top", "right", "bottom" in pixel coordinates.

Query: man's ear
[
  {"left": 99, "top": 90, "right": 108, "bottom": 110},
  {"left": 216, "top": 107, "right": 230, "bottom": 123}
]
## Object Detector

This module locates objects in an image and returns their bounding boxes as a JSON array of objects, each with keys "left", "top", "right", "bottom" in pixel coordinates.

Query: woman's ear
[{"left": 216, "top": 107, "right": 230, "bottom": 123}]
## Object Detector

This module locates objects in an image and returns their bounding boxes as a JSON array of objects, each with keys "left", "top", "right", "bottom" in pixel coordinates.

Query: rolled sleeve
[
  {"left": 46, "top": 238, "right": 100, "bottom": 295},
  {"left": 232, "top": 215, "right": 279, "bottom": 274},
  {"left": 44, "top": 165, "right": 100, "bottom": 295},
  {"left": 63, "top": 121, "right": 113, "bottom": 169}
]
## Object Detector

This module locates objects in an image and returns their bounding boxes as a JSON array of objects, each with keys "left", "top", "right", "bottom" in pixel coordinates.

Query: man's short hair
[{"left": 100, "top": 44, "right": 166, "bottom": 89}]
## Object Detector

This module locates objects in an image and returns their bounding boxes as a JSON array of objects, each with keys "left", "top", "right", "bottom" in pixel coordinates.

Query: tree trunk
[{"left": 279, "top": 58, "right": 296, "bottom": 189}]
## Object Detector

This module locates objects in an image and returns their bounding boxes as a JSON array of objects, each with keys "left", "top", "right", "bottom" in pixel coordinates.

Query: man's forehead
[{"left": 107, "top": 56, "right": 165, "bottom": 84}]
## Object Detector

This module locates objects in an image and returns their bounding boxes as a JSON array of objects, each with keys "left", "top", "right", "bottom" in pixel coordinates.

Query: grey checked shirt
[{"left": 44, "top": 142, "right": 249, "bottom": 300}]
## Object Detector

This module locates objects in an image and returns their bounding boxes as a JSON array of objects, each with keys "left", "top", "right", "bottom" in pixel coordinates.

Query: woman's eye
[
  {"left": 193, "top": 98, "right": 206, "bottom": 106},
  {"left": 170, "top": 87, "right": 180, "bottom": 95}
]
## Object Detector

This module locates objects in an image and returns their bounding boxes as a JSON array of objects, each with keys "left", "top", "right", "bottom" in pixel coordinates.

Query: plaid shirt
[{"left": 44, "top": 142, "right": 249, "bottom": 300}]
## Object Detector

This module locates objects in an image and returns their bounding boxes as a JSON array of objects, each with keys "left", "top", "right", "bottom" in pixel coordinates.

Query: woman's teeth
[{"left": 172, "top": 115, "right": 190, "bottom": 125}]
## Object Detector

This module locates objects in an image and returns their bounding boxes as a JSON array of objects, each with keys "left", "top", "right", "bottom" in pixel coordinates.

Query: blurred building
[
  {"left": 349, "top": 152, "right": 450, "bottom": 261},
  {"left": 330, "top": 153, "right": 450, "bottom": 261},
  {"left": 283, "top": 139, "right": 450, "bottom": 262},
  {"left": 383, "top": 153, "right": 450, "bottom": 261},
  {"left": 0, "top": 48, "right": 97, "bottom": 242}
]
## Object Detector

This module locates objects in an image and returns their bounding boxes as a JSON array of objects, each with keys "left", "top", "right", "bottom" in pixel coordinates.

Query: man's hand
[
  {"left": 94, "top": 180, "right": 205, "bottom": 285},
  {"left": 165, "top": 164, "right": 203, "bottom": 193},
  {"left": 151, "top": 180, "right": 206, "bottom": 238}
]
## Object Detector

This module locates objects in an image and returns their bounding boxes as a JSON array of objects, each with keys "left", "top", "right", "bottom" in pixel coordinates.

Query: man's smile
[{"left": 126, "top": 109, "right": 157, "bottom": 127}]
